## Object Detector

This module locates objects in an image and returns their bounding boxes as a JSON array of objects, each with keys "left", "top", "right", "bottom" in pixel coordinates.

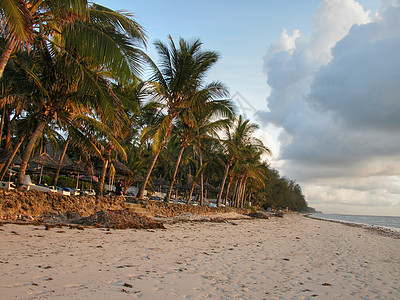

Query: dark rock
[
  {"left": 248, "top": 212, "right": 270, "bottom": 219},
  {"left": 76, "top": 210, "right": 165, "bottom": 229}
]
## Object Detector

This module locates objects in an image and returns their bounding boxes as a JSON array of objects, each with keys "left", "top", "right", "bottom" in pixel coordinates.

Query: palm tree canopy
[
  {"left": 0, "top": 1, "right": 147, "bottom": 81},
  {"left": 147, "top": 36, "right": 220, "bottom": 112}
]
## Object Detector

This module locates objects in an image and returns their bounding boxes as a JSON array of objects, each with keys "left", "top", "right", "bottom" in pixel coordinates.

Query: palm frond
[{"left": 0, "top": 0, "right": 31, "bottom": 42}]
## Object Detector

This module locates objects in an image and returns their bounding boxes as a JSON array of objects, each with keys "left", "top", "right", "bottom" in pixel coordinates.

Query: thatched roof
[
  {"left": 63, "top": 160, "right": 93, "bottom": 174},
  {"left": 202, "top": 182, "right": 218, "bottom": 191},
  {"left": 30, "top": 153, "right": 58, "bottom": 168},
  {"left": 173, "top": 182, "right": 183, "bottom": 190},
  {"left": 0, "top": 154, "right": 22, "bottom": 165},
  {"left": 152, "top": 178, "right": 170, "bottom": 187},
  {"left": 181, "top": 182, "right": 200, "bottom": 190},
  {"left": 44, "top": 143, "right": 73, "bottom": 167},
  {"left": 58, "top": 155, "right": 73, "bottom": 167},
  {"left": 111, "top": 159, "right": 132, "bottom": 176}
]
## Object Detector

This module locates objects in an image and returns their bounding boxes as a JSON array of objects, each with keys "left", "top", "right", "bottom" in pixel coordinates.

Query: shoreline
[
  {"left": 1, "top": 213, "right": 399, "bottom": 299},
  {"left": 307, "top": 214, "right": 400, "bottom": 239}
]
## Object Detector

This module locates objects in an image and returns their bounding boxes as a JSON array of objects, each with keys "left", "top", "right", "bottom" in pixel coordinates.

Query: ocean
[{"left": 310, "top": 213, "right": 400, "bottom": 232}]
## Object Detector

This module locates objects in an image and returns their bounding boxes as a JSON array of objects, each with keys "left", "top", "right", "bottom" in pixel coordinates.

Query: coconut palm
[
  {"left": 0, "top": 1, "right": 146, "bottom": 80},
  {"left": 136, "top": 36, "right": 222, "bottom": 199},
  {"left": 0, "top": 47, "right": 36, "bottom": 158},
  {"left": 0, "top": 0, "right": 87, "bottom": 79},
  {"left": 231, "top": 146, "right": 269, "bottom": 207},
  {"left": 5, "top": 4, "right": 147, "bottom": 188},
  {"left": 52, "top": 136, "right": 70, "bottom": 186},
  {"left": 216, "top": 115, "right": 271, "bottom": 206},
  {"left": 164, "top": 82, "right": 233, "bottom": 203}
]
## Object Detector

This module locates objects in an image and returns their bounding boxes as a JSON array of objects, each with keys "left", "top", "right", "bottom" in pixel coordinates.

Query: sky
[{"left": 95, "top": 0, "right": 400, "bottom": 216}]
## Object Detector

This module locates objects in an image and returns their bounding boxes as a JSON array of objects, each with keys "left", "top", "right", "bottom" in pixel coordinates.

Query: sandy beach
[{"left": 1, "top": 213, "right": 399, "bottom": 299}]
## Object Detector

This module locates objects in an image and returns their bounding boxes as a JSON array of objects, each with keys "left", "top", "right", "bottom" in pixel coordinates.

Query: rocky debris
[
  {"left": 160, "top": 212, "right": 252, "bottom": 224},
  {"left": 0, "top": 189, "right": 254, "bottom": 229},
  {"left": 0, "top": 189, "right": 125, "bottom": 220},
  {"left": 0, "top": 189, "right": 163, "bottom": 229},
  {"left": 144, "top": 200, "right": 250, "bottom": 217},
  {"left": 248, "top": 212, "right": 270, "bottom": 219},
  {"left": 40, "top": 211, "right": 82, "bottom": 224},
  {"left": 247, "top": 211, "right": 284, "bottom": 218},
  {"left": 76, "top": 210, "right": 165, "bottom": 229}
]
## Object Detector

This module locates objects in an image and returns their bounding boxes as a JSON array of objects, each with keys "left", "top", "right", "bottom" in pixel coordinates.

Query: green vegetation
[{"left": 0, "top": 1, "right": 310, "bottom": 212}]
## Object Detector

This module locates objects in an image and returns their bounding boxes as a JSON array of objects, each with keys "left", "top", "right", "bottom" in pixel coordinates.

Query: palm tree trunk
[
  {"left": 137, "top": 145, "right": 163, "bottom": 199},
  {"left": 216, "top": 162, "right": 231, "bottom": 207},
  {"left": 137, "top": 116, "right": 174, "bottom": 200},
  {"left": 75, "top": 172, "right": 80, "bottom": 190},
  {"left": 0, "top": 107, "right": 5, "bottom": 151},
  {"left": 237, "top": 178, "right": 244, "bottom": 208},
  {"left": 224, "top": 176, "right": 233, "bottom": 206},
  {"left": 0, "top": 135, "right": 25, "bottom": 181},
  {"left": 199, "top": 150, "right": 204, "bottom": 206},
  {"left": 247, "top": 190, "right": 252, "bottom": 206},
  {"left": 98, "top": 145, "right": 114, "bottom": 195},
  {"left": 231, "top": 177, "right": 239, "bottom": 207},
  {"left": 0, "top": 39, "right": 15, "bottom": 80},
  {"left": 17, "top": 119, "right": 48, "bottom": 188},
  {"left": 166, "top": 146, "right": 185, "bottom": 202},
  {"left": 53, "top": 138, "right": 70, "bottom": 186},
  {"left": 235, "top": 178, "right": 244, "bottom": 208},
  {"left": 239, "top": 178, "right": 248, "bottom": 208},
  {"left": 234, "top": 179, "right": 240, "bottom": 208},
  {"left": 0, "top": 108, "right": 5, "bottom": 173},
  {"left": 2, "top": 109, "right": 12, "bottom": 155},
  {"left": 97, "top": 159, "right": 109, "bottom": 195},
  {"left": 186, "top": 179, "right": 196, "bottom": 204}
]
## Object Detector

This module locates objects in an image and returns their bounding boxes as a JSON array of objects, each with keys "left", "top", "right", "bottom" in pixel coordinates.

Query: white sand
[{"left": 1, "top": 213, "right": 399, "bottom": 299}]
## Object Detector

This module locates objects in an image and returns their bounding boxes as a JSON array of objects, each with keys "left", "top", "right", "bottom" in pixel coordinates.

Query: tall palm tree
[
  {"left": 136, "top": 36, "right": 221, "bottom": 199},
  {"left": 0, "top": 1, "right": 146, "bottom": 79},
  {"left": 6, "top": 4, "right": 147, "bottom": 188},
  {"left": 165, "top": 91, "right": 233, "bottom": 203},
  {"left": 217, "top": 115, "right": 271, "bottom": 206},
  {"left": 0, "top": 0, "right": 88, "bottom": 79},
  {"left": 231, "top": 146, "right": 269, "bottom": 207}
]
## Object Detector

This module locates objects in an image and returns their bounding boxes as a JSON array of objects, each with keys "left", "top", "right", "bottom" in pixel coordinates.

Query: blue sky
[
  {"left": 95, "top": 1, "right": 400, "bottom": 216},
  {"left": 96, "top": 0, "right": 322, "bottom": 108},
  {"left": 95, "top": 0, "right": 379, "bottom": 109}
]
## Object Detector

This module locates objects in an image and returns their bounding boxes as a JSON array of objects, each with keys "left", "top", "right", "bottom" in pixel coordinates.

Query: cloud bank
[{"left": 259, "top": 0, "right": 400, "bottom": 215}]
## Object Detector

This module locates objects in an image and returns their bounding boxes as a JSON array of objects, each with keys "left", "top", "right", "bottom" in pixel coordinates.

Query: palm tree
[
  {"left": 0, "top": 0, "right": 88, "bottom": 79},
  {"left": 6, "top": 4, "right": 147, "bottom": 188},
  {"left": 52, "top": 137, "right": 70, "bottom": 186},
  {"left": 217, "top": 116, "right": 271, "bottom": 206},
  {"left": 0, "top": 1, "right": 146, "bottom": 79},
  {"left": 136, "top": 36, "right": 221, "bottom": 199},
  {"left": 111, "top": 80, "right": 148, "bottom": 194},
  {"left": 163, "top": 80, "right": 233, "bottom": 203},
  {"left": 232, "top": 146, "right": 269, "bottom": 207},
  {"left": 0, "top": 47, "right": 36, "bottom": 158}
]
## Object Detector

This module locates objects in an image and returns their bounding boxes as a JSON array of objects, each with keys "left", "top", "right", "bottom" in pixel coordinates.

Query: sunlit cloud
[{"left": 259, "top": 0, "right": 400, "bottom": 215}]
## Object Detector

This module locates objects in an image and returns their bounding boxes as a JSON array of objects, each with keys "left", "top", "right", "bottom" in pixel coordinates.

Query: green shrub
[
  {"left": 57, "top": 176, "right": 76, "bottom": 188},
  {"left": 244, "top": 204, "right": 257, "bottom": 213}
]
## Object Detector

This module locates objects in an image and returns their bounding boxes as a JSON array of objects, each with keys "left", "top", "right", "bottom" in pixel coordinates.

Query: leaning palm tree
[
  {"left": 136, "top": 36, "right": 222, "bottom": 199},
  {"left": 0, "top": 1, "right": 146, "bottom": 80},
  {"left": 14, "top": 47, "right": 112, "bottom": 188},
  {"left": 216, "top": 115, "right": 271, "bottom": 206},
  {"left": 164, "top": 93, "right": 233, "bottom": 203},
  {"left": 10, "top": 4, "right": 146, "bottom": 188},
  {"left": 0, "top": 0, "right": 87, "bottom": 79},
  {"left": 231, "top": 146, "right": 269, "bottom": 207}
]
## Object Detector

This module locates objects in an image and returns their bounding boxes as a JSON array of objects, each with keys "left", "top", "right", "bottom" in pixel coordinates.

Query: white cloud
[{"left": 259, "top": 0, "right": 400, "bottom": 215}]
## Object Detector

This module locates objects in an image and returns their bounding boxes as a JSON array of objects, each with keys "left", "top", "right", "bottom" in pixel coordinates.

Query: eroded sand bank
[{"left": 1, "top": 214, "right": 399, "bottom": 299}]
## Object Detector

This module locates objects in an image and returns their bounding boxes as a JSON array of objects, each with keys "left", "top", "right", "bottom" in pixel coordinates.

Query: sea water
[{"left": 310, "top": 213, "right": 400, "bottom": 232}]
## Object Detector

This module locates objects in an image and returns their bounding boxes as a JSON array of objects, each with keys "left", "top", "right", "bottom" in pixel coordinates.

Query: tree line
[{"left": 0, "top": 0, "right": 310, "bottom": 212}]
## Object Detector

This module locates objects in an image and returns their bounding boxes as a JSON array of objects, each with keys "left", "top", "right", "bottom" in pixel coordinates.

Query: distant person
[{"left": 115, "top": 180, "right": 123, "bottom": 195}]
